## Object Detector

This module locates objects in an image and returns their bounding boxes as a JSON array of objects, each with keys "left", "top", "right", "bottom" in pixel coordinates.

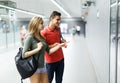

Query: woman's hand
[
  {"left": 59, "top": 41, "right": 69, "bottom": 48},
  {"left": 49, "top": 42, "right": 69, "bottom": 54},
  {"left": 37, "top": 42, "right": 43, "bottom": 51}
]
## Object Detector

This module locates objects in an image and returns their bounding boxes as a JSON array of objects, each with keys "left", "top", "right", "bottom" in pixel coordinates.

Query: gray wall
[{"left": 85, "top": 0, "right": 110, "bottom": 83}]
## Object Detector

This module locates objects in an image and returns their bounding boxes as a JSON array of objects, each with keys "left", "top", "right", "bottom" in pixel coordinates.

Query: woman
[
  {"left": 22, "top": 16, "right": 65, "bottom": 83},
  {"left": 20, "top": 25, "right": 27, "bottom": 46}
]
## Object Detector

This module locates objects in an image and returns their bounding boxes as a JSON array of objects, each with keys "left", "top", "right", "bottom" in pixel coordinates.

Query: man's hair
[{"left": 50, "top": 11, "right": 61, "bottom": 19}]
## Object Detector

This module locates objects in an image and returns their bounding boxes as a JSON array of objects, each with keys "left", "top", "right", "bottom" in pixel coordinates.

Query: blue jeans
[{"left": 46, "top": 59, "right": 64, "bottom": 83}]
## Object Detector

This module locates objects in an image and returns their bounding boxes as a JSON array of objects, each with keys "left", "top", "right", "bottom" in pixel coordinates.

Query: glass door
[
  {"left": 110, "top": 0, "right": 120, "bottom": 83},
  {"left": 117, "top": 5, "right": 120, "bottom": 83},
  {"left": 110, "top": 5, "right": 118, "bottom": 83},
  {"left": 111, "top": 0, "right": 116, "bottom": 4}
]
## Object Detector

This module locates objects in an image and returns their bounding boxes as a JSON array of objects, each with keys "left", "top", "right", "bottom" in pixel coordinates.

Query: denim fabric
[{"left": 46, "top": 59, "right": 64, "bottom": 83}]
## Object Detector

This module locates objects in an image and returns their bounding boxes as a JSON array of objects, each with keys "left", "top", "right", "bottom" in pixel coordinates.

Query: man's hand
[
  {"left": 60, "top": 41, "right": 70, "bottom": 48},
  {"left": 61, "top": 39, "right": 66, "bottom": 43}
]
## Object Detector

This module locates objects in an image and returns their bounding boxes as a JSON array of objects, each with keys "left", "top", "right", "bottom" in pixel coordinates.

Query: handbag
[{"left": 15, "top": 35, "right": 41, "bottom": 82}]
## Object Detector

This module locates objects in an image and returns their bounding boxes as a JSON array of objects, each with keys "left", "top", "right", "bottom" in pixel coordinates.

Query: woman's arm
[
  {"left": 49, "top": 43, "right": 59, "bottom": 48},
  {"left": 23, "top": 43, "right": 42, "bottom": 58},
  {"left": 22, "top": 36, "right": 43, "bottom": 58},
  {"left": 48, "top": 43, "right": 65, "bottom": 54}
]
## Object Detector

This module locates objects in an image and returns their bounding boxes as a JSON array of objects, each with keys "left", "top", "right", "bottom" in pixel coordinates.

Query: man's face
[{"left": 51, "top": 16, "right": 61, "bottom": 27}]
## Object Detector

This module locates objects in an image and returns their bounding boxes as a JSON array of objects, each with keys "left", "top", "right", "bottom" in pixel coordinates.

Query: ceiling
[
  {"left": 0, "top": 0, "right": 89, "bottom": 19},
  {"left": 15, "top": 0, "right": 83, "bottom": 18}
]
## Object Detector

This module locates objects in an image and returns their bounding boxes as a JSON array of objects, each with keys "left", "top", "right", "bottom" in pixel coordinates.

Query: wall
[{"left": 85, "top": 0, "right": 110, "bottom": 83}]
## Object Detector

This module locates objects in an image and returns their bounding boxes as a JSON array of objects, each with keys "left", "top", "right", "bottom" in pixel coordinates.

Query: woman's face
[{"left": 38, "top": 21, "right": 44, "bottom": 31}]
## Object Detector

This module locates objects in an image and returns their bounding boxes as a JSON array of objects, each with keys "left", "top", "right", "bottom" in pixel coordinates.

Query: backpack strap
[
  {"left": 33, "top": 37, "right": 41, "bottom": 61},
  {"left": 21, "top": 78, "right": 23, "bottom": 83},
  {"left": 57, "top": 27, "right": 64, "bottom": 40}
]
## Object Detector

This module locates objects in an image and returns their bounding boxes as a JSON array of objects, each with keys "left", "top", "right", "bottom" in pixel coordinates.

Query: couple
[{"left": 22, "top": 11, "right": 68, "bottom": 83}]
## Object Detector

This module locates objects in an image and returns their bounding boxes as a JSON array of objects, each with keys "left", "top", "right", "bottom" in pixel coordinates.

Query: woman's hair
[{"left": 28, "top": 16, "right": 44, "bottom": 39}]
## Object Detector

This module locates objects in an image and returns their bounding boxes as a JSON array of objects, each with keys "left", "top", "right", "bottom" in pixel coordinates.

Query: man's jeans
[{"left": 46, "top": 59, "right": 64, "bottom": 83}]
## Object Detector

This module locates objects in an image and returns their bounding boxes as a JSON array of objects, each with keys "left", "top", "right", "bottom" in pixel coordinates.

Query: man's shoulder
[
  {"left": 41, "top": 26, "right": 49, "bottom": 36},
  {"left": 43, "top": 26, "right": 49, "bottom": 31}
]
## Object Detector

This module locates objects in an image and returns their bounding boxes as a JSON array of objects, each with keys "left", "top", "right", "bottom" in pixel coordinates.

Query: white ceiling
[{"left": 15, "top": 0, "right": 83, "bottom": 18}]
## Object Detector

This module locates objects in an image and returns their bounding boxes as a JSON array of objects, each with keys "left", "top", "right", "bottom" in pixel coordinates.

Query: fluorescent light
[
  {"left": 110, "top": 2, "right": 117, "bottom": 7},
  {"left": 118, "top": 2, "right": 120, "bottom": 5},
  {"left": 0, "top": 4, "right": 45, "bottom": 18},
  {"left": 50, "top": 0, "right": 71, "bottom": 17}
]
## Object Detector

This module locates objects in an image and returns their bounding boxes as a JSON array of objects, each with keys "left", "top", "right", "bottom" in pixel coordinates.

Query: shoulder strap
[
  {"left": 57, "top": 27, "right": 64, "bottom": 40},
  {"left": 32, "top": 37, "right": 41, "bottom": 61},
  {"left": 33, "top": 37, "right": 40, "bottom": 42},
  {"left": 21, "top": 78, "right": 23, "bottom": 83}
]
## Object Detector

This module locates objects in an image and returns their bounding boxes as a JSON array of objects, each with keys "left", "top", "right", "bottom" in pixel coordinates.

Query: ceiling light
[
  {"left": 0, "top": 4, "right": 45, "bottom": 18},
  {"left": 110, "top": 2, "right": 117, "bottom": 7},
  {"left": 50, "top": 0, "right": 71, "bottom": 17}
]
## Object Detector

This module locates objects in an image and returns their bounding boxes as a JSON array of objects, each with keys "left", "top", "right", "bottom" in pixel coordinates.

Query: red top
[{"left": 41, "top": 26, "right": 64, "bottom": 63}]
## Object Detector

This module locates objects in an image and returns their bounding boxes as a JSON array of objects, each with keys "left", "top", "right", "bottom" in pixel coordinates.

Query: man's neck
[{"left": 48, "top": 23, "right": 56, "bottom": 30}]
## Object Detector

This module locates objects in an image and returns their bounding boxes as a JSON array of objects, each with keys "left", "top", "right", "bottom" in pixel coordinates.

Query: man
[
  {"left": 76, "top": 25, "right": 81, "bottom": 36},
  {"left": 41, "top": 11, "right": 67, "bottom": 83}
]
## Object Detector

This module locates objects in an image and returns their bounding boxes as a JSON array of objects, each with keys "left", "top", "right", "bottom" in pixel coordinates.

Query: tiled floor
[{"left": 0, "top": 34, "right": 97, "bottom": 83}]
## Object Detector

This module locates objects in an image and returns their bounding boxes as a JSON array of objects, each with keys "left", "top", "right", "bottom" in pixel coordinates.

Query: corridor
[{"left": 0, "top": 35, "right": 97, "bottom": 83}]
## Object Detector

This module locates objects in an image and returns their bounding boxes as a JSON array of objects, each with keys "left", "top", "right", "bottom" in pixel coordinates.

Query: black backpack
[{"left": 15, "top": 47, "right": 39, "bottom": 83}]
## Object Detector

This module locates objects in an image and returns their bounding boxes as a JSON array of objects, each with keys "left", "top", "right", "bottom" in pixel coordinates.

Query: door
[
  {"left": 110, "top": 0, "right": 120, "bottom": 83},
  {"left": 117, "top": 2, "right": 120, "bottom": 83},
  {"left": 110, "top": 4, "right": 118, "bottom": 83}
]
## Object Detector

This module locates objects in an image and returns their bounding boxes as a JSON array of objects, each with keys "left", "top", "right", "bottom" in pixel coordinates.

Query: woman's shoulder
[{"left": 25, "top": 34, "right": 34, "bottom": 41}]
